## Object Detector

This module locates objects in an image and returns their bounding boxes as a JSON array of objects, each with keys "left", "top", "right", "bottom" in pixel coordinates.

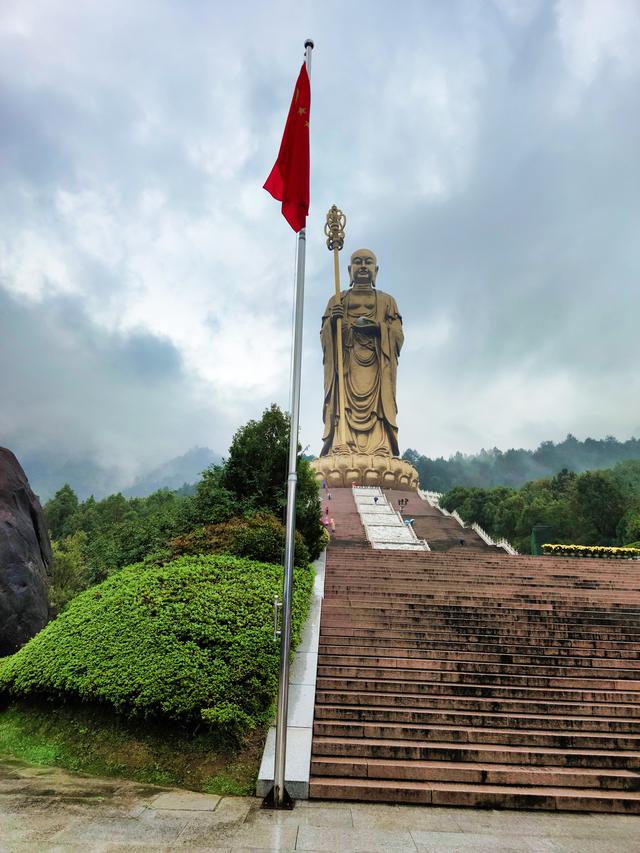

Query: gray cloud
[
  {"left": 1, "top": 0, "right": 639, "bottom": 477},
  {"left": 0, "top": 288, "right": 231, "bottom": 477}
]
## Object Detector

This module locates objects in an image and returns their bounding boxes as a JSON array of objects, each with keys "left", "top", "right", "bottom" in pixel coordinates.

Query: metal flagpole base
[{"left": 261, "top": 786, "right": 295, "bottom": 810}]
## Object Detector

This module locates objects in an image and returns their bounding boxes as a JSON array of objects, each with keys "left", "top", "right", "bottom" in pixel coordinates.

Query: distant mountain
[
  {"left": 18, "top": 451, "right": 124, "bottom": 503},
  {"left": 123, "top": 447, "right": 223, "bottom": 498},
  {"left": 13, "top": 446, "right": 223, "bottom": 503}
]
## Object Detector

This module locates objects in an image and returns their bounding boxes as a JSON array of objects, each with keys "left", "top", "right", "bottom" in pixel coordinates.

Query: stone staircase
[
  {"left": 386, "top": 488, "right": 493, "bottom": 552},
  {"left": 309, "top": 487, "right": 640, "bottom": 812}
]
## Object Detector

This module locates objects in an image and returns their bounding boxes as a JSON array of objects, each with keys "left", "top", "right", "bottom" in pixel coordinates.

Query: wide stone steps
[
  {"left": 309, "top": 487, "right": 640, "bottom": 812},
  {"left": 313, "top": 736, "right": 640, "bottom": 769},
  {"left": 316, "top": 665, "right": 640, "bottom": 691},
  {"left": 321, "top": 601, "right": 640, "bottom": 624},
  {"left": 309, "top": 776, "right": 640, "bottom": 812},
  {"left": 320, "top": 621, "right": 640, "bottom": 642},
  {"left": 313, "top": 720, "right": 640, "bottom": 751},
  {"left": 310, "top": 756, "right": 640, "bottom": 790},
  {"left": 316, "top": 676, "right": 640, "bottom": 703},
  {"left": 324, "top": 584, "right": 640, "bottom": 601},
  {"left": 323, "top": 592, "right": 639, "bottom": 609},
  {"left": 317, "top": 656, "right": 640, "bottom": 680},
  {"left": 318, "top": 642, "right": 640, "bottom": 666},
  {"left": 315, "top": 689, "right": 640, "bottom": 718},
  {"left": 320, "top": 625, "right": 640, "bottom": 650},
  {"left": 314, "top": 704, "right": 640, "bottom": 732}
]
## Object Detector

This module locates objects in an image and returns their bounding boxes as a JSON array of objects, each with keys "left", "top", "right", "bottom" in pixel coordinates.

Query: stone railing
[
  {"left": 419, "top": 490, "right": 443, "bottom": 507},
  {"left": 419, "top": 490, "right": 462, "bottom": 524},
  {"left": 418, "top": 489, "right": 518, "bottom": 555},
  {"left": 472, "top": 522, "right": 519, "bottom": 555}
]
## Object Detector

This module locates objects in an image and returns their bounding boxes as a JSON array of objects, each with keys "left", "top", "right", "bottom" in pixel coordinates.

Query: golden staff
[{"left": 324, "top": 205, "right": 348, "bottom": 450}]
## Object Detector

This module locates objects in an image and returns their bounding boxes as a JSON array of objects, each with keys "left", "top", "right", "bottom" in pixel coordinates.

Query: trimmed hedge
[
  {"left": 542, "top": 543, "right": 640, "bottom": 559},
  {"left": 0, "top": 555, "right": 314, "bottom": 736},
  {"left": 168, "top": 513, "right": 310, "bottom": 568}
]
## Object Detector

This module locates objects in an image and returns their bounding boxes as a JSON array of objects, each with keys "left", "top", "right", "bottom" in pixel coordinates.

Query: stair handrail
[
  {"left": 495, "top": 538, "right": 519, "bottom": 556},
  {"left": 471, "top": 522, "right": 494, "bottom": 546},
  {"left": 471, "top": 522, "right": 519, "bottom": 555},
  {"left": 418, "top": 490, "right": 518, "bottom": 554},
  {"left": 419, "top": 489, "right": 443, "bottom": 507},
  {"left": 419, "top": 490, "right": 464, "bottom": 526}
]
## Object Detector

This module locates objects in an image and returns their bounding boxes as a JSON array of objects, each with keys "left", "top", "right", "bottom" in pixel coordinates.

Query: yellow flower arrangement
[{"left": 542, "top": 543, "right": 640, "bottom": 559}]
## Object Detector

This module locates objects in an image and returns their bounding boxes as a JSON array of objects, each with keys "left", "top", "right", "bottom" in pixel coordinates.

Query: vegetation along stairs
[{"left": 310, "top": 486, "right": 640, "bottom": 812}]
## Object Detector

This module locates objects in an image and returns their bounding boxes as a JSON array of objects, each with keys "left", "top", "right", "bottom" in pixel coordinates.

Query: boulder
[{"left": 0, "top": 448, "right": 52, "bottom": 655}]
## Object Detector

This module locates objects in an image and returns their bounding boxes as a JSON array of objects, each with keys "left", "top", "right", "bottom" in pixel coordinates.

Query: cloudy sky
[{"left": 1, "top": 0, "right": 639, "bottom": 485}]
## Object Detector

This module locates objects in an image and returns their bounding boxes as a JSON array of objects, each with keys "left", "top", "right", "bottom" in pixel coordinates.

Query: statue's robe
[{"left": 320, "top": 285, "right": 403, "bottom": 457}]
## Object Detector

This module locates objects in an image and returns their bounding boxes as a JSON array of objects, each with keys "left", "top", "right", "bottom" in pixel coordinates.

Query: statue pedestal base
[{"left": 310, "top": 453, "right": 419, "bottom": 492}]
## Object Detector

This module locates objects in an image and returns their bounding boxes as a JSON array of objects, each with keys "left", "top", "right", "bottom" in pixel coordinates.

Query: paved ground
[{"left": 1, "top": 757, "right": 638, "bottom": 852}]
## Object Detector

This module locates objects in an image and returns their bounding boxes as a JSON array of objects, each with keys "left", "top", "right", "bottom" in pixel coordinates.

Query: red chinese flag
[{"left": 263, "top": 64, "right": 310, "bottom": 233}]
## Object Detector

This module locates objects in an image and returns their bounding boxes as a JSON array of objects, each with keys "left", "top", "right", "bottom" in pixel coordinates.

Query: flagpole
[{"left": 267, "top": 37, "right": 314, "bottom": 810}]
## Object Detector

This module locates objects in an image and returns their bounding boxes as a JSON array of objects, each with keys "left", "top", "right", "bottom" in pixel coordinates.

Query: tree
[
  {"left": 573, "top": 471, "right": 625, "bottom": 545},
  {"left": 617, "top": 509, "right": 640, "bottom": 545},
  {"left": 221, "top": 404, "right": 290, "bottom": 510},
  {"left": 44, "top": 484, "right": 79, "bottom": 539},
  {"left": 193, "top": 466, "right": 235, "bottom": 525},
  {"left": 220, "top": 404, "right": 323, "bottom": 559},
  {"left": 50, "top": 530, "right": 90, "bottom": 613}
]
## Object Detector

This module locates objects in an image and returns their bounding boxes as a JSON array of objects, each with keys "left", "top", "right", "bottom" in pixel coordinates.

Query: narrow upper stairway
[{"left": 310, "top": 487, "right": 640, "bottom": 812}]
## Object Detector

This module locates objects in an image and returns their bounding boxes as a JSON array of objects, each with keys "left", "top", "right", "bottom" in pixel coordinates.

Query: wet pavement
[{"left": 1, "top": 756, "right": 638, "bottom": 851}]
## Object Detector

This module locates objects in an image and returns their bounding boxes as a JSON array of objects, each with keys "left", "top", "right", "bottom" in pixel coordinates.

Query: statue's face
[{"left": 349, "top": 249, "right": 378, "bottom": 287}]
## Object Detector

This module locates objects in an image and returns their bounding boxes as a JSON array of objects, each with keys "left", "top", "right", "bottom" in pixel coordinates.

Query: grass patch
[{"left": 0, "top": 699, "right": 264, "bottom": 794}]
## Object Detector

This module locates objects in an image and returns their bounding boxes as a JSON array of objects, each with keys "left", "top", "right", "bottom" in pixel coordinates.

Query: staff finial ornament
[{"left": 324, "top": 204, "right": 346, "bottom": 252}]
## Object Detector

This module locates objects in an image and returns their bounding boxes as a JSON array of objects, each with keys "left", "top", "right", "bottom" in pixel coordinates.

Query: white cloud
[{"left": 556, "top": 0, "right": 640, "bottom": 84}]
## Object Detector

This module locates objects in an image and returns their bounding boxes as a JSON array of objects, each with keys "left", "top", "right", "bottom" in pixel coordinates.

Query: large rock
[{"left": 0, "top": 448, "right": 52, "bottom": 655}]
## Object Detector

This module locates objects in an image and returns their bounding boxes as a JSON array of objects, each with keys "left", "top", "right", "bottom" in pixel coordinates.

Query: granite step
[
  {"left": 319, "top": 625, "right": 640, "bottom": 649},
  {"left": 312, "top": 720, "right": 640, "bottom": 751},
  {"left": 315, "top": 676, "right": 640, "bottom": 703},
  {"left": 320, "top": 634, "right": 640, "bottom": 666},
  {"left": 312, "top": 735, "right": 640, "bottom": 770},
  {"left": 316, "top": 654, "right": 640, "bottom": 680},
  {"left": 309, "top": 776, "right": 640, "bottom": 812},
  {"left": 318, "top": 642, "right": 640, "bottom": 666},
  {"left": 313, "top": 704, "right": 640, "bottom": 732},
  {"left": 316, "top": 665, "right": 640, "bottom": 690},
  {"left": 310, "top": 756, "right": 640, "bottom": 790},
  {"left": 314, "top": 689, "right": 640, "bottom": 717}
]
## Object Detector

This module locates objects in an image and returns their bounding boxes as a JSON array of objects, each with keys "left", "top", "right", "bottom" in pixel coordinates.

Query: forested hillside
[
  {"left": 43, "top": 406, "right": 323, "bottom": 613},
  {"left": 440, "top": 460, "right": 640, "bottom": 555},
  {"left": 404, "top": 435, "right": 640, "bottom": 492}
]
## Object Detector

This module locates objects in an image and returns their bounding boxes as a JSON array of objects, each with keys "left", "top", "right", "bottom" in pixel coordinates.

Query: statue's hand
[{"left": 330, "top": 303, "right": 344, "bottom": 321}]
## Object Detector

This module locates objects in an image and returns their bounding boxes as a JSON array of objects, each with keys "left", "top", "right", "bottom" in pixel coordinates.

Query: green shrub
[
  {"left": 169, "top": 513, "right": 310, "bottom": 567},
  {"left": 0, "top": 555, "right": 314, "bottom": 737}
]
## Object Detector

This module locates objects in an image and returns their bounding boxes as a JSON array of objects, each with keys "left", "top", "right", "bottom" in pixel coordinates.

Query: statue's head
[{"left": 349, "top": 248, "right": 378, "bottom": 288}]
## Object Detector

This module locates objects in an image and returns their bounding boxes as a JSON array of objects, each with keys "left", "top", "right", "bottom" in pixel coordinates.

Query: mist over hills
[
  {"left": 18, "top": 447, "right": 223, "bottom": 503},
  {"left": 122, "top": 447, "right": 223, "bottom": 498},
  {"left": 14, "top": 434, "right": 640, "bottom": 505},
  {"left": 404, "top": 435, "right": 640, "bottom": 494}
]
